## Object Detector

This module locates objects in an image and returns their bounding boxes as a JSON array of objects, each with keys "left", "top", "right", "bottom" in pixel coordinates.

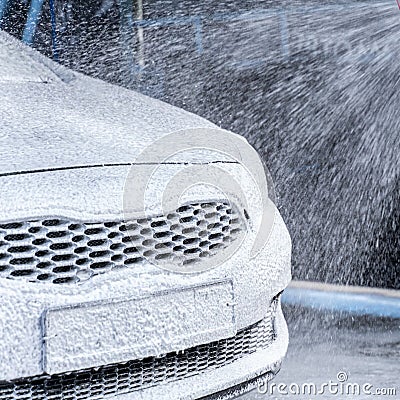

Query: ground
[{"left": 240, "top": 305, "right": 400, "bottom": 399}]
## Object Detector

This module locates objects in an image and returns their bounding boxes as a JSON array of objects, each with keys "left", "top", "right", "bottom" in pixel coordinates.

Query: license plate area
[{"left": 42, "top": 280, "right": 235, "bottom": 374}]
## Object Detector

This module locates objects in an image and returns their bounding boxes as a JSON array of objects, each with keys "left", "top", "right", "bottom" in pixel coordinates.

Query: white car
[{"left": 0, "top": 32, "right": 291, "bottom": 400}]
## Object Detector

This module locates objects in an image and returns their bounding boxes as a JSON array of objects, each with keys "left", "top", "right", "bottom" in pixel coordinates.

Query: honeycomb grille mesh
[
  {"left": 0, "top": 301, "right": 277, "bottom": 400},
  {"left": 0, "top": 202, "right": 243, "bottom": 284}
]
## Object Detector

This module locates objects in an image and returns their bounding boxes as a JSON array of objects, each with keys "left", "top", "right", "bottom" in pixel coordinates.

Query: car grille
[
  {"left": 0, "top": 298, "right": 278, "bottom": 400},
  {"left": 0, "top": 201, "right": 244, "bottom": 284}
]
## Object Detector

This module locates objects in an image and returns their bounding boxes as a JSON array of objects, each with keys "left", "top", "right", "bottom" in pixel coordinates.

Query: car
[{"left": 0, "top": 31, "right": 291, "bottom": 400}]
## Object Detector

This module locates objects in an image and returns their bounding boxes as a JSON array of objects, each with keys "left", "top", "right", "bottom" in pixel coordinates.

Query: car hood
[{"left": 0, "top": 32, "right": 241, "bottom": 176}]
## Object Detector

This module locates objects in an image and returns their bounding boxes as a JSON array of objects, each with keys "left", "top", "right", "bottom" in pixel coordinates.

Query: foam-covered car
[{"left": 0, "top": 32, "right": 291, "bottom": 400}]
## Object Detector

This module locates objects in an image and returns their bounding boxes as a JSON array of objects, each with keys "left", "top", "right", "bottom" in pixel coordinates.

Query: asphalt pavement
[{"left": 239, "top": 305, "right": 400, "bottom": 399}]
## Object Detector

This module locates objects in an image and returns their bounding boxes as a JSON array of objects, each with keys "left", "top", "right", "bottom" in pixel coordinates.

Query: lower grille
[{"left": 0, "top": 301, "right": 278, "bottom": 400}]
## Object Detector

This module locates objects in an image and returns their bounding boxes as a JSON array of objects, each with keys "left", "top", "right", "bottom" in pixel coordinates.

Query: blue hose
[
  {"left": 0, "top": 0, "right": 10, "bottom": 27},
  {"left": 22, "top": 0, "right": 45, "bottom": 45},
  {"left": 282, "top": 286, "right": 400, "bottom": 319}
]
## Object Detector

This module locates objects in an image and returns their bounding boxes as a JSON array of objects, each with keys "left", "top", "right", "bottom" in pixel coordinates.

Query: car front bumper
[
  {"left": 0, "top": 297, "right": 287, "bottom": 400},
  {"left": 0, "top": 163, "right": 291, "bottom": 399},
  {"left": 114, "top": 299, "right": 288, "bottom": 400}
]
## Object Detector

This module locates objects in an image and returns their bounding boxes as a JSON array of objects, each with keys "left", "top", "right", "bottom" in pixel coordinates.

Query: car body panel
[{"left": 0, "top": 32, "right": 242, "bottom": 175}]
